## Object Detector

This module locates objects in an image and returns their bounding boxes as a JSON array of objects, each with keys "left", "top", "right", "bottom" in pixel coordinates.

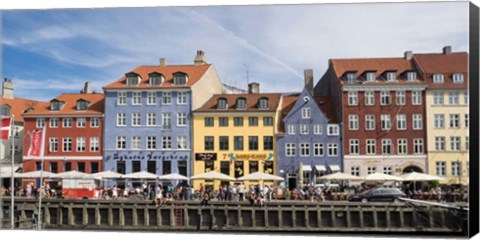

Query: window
[
  {"left": 366, "top": 139, "right": 376, "bottom": 155},
  {"left": 397, "top": 114, "right": 406, "bottom": 130},
  {"left": 381, "top": 114, "right": 391, "bottom": 130},
  {"left": 204, "top": 117, "right": 214, "bottom": 127},
  {"left": 132, "top": 136, "right": 141, "bottom": 150},
  {"left": 90, "top": 137, "right": 99, "bottom": 152},
  {"left": 367, "top": 166, "right": 377, "bottom": 175},
  {"left": 287, "top": 124, "right": 295, "bottom": 135},
  {"left": 449, "top": 114, "right": 459, "bottom": 128},
  {"left": 383, "top": 166, "right": 393, "bottom": 175},
  {"left": 286, "top": 143, "right": 296, "bottom": 157},
  {"left": 204, "top": 136, "right": 214, "bottom": 150},
  {"left": 466, "top": 136, "right": 469, "bottom": 150},
  {"left": 327, "top": 124, "right": 339, "bottom": 135},
  {"left": 162, "top": 136, "right": 172, "bottom": 149},
  {"left": 328, "top": 143, "right": 338, "bottom": 156},
  {"left": 236, "top": 98, "right": 246, "bottom": 109},
  {"left": 177, "top": 136, "right": 187, "bottom": 149},
  {"left": 249, "top": 136, "right": 258, "bottom": 150},
  {"left": 397, "top": 139, "right": 407, "bottom": 154},
  {"left": 348, "top": 91, "right": 358, "bottom": 105},
  {"left": 380, "top": 91, "right": 391, "bottom": 105},
  {"left": 63, "top": 138, "right": 72, "bottom": 152},
  {"left": 36, "top": 118, "right": 45, "bottom": 128},
  {"left": 366, "top": 72, "right": 375, "bottom": 82},
  {"left": 365, "top": 115, "right": 375, "bottom": 130},
  {"left": 162, "top": 113, "right": 171, "bottom": 129},
  {"left": 234, "top": 136, "right": 244, "bottom": 150},
  {"left": 448, "top": 91, "right": 459, "bottom": 105},
  {"left": 1, "top": 105, "right": 10, "bottom": 116},
  {"left": 346, "top": 72, "right": 356, "bottom": 83},
  {"left": 382, "top": 139, "right": 392, "bottom": 154},
  {"left": 450, "top": 136, "right": 460, "bottom": 151},
  {"left": 147, "top": 113, "right": 156, "bottom": 126},
  {"left": 177, "top": 113, "right": 187, "bottom": 126},
  {"left": 314, "top": 124, "right": 322, "bottom": 134},
  {"left": 147, "top": 92, "right": 156, "bottom": 105},
  {"left": 464, "top": 91, "right": 469, "bottom": 105},
  {"left": 117, "top": 113, "right": 126, "bottom": 126},
  {"left": 436, "top": 162, "right": 446, "bottom": 176},
  {"left": 434, "top": 114, "right": 444, "bottom": 128},
  {"left": 49, "top": 138, "right": 58, "bottom": 152},
  {"left": 413, "top": 139, "right": 424, "bottom": 154},
  {"left": 248, "top": 117, "right": 258, "bottom": 126},
  {"left": 132, "top": 113, "right": 141, "bottom": 126},
  {"left": 300, "top": 143, "right": 310, "bottom": 157},
  {"left": 63, "top": 118, "right": 72, "bottom": 128},
  {"left": 407, "top": 72, "right": 417, "bottom": 81},
  {"left": 149, "top": 74, "right": 162, "bottom": 86},
  {"left": 173, "top": 73, "right": 188, "bottom": 85},
  {"left": 234, "top": 117, "right": 244, "bottom": 126},
  {"left": 433, "top": 74, "right": 444, "bottom": 83},
  {"left": 91, "top": 118, "right": 100, "bottom": 127},
  {"left": 314, "top": 143, "right": 324, "bottom": 156},
  {"left": 126, "top": 75, "right": 139, "bottom": 86},
  {"left": 147, "top": 161, "right": 156, "bottom": 174},
  {"left": 177, "top": 92, "right": 188, "bottom": 105},
  {"left": 301, "top": 107, "right": 312, "bottom": 119},
  {"left": 263, "top": 117, "right": 273, "bottom": 126},
  {"left": 77, "top": 118, "right": 86, "bottom": 128},
  {"left": 413, "top": 114, "right": 423, "bottom": 130},
  {"left": 412, "top": 91, "right": 422, "bottom": 105},
  {"left": 365, "top": 91, "right": 375, "bottom": 106},
  {"left": 453, "top": 73, "right": 464, "bottom": 83},
  {"left": 219, "top": 117, "right": 229, "bottom": 127},
  {"left": 433, "top": 91, "right": 444, "bottom": 105},
  {"left": 264, "top": 136, "right": 273, "bottom": 150},
  {"left": 351, "top": 166, "right": 360, "bottom": 176},
  {"left": 258, "top": 98, "right": 269, "bottom": 109},
  {"left": 117, "top": 162, "right": 125, "bottom": 174},
  {"left": 162, "top": 92, "right": 172, "bottom": 105},
  {"left": 50, "top": 101, "right": 61, "bottom": 111},
  {"left": 117, "top": 92, "right": 127, "bottom": 105},
  {"left": 77, "top": 100, "right": 88, "bottom": 111},
  {"left": 217, "top": 98, "right": 227, "bottom": 109},
  {"left": 386, "top": 72, "right": 396, "bottom": 81},
  {"left": 77, "top": 162, "right": 86, "bottom": 173},
  {"left": 396, "top": 91, "right": 405, "bottom": 105},
  {"left": 117, "top": 136, "right": 126, "bottom": 150},
  {"left": 147, "top": 136, "right": 156, "bottom": 150},
  {"left": 131, "top": 161, "right": 141, "bottom": 173},
  {"left": 451, "top": 161, "right": 462, "bottom": 176},
  {"left": 50, "top": 118, "right": 58, "bottom": 128},
  {"left": 435, "top": 137, "right": 445, "bottom": 151},
  {"left": 163, "top": 161, "right": 171, "bottom": 175},
  {"left": 132, "top": 92, "right": 142, "bottom": 105},
  {"left": 349, "top": 115, "right": 359, "bottom": 130},
  {"left": 219, "top": 136, "right": 229, "bottom": 150},
  {"left": 300, "top": 124, "right": 309, "bottom": 135},
  {"left": 349, "top": 139, "right": 359, "bottom": 155},
  {"left": 465, "top": 114, "right": 469, "bottom": 128}
]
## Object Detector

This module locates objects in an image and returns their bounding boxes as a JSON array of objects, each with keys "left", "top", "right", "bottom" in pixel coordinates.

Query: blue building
[
  {"left": 102, "top": 50, "right": 223, "bottom": 184},
  {"left": 276, "top": 70, "right": 342, "bottom": 190}
]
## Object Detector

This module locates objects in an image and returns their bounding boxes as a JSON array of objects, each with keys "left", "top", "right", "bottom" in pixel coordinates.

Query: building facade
[
  {"left": 277, "top": 70, "right": 341, "bottom": 190},
  {"left": 102, "top": 51, "right": 223, "bottom": 181},
  {"left": 192, "top": 83, "right": 282, "bottom": 189}
]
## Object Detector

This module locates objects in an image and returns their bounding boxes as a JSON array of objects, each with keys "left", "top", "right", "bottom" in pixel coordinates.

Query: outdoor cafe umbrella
[
  {"left": 401, "top": 171, "right": 444, "bottom": 190},
  {"left": 14, "top": 170, "right": 58, "bottom": 178},
  {"left": 318, "top": 172, "right": 363, "bottom": 181},
  {"left": 363, "top": 172, "right": 404, "bottom": 182},
  {"left": 123, "top": 171, "right": 159, "bottom": 179},
  {"left": 91, "top": 170, "right": 124, "bottom": 179},
  {"left": 56, "top": 170, "right": 94, "bottom": 179},
  {"left": 236, "top": 171, "right": 284, "bottom": 181},
  {"left": 190, "top": 171, "right": 235, "bottom": 181},
  {"left": 157, "top": 173, "right": 189, "bottom": 181}
]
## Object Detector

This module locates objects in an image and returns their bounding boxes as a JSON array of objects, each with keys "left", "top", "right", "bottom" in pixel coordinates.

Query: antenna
[{"left": 243, "top": 64, "right": 250, "bottom": 85}]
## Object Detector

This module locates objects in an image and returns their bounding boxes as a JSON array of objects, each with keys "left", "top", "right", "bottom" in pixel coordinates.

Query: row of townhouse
[{"left": 14, "top": 47, "right": 468, "bottom": 189}]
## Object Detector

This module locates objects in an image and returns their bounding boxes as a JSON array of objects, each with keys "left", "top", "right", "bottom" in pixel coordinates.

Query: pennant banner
[
  {"left": 28, "top": 129, "right": 43, "bottom": 157},
  {"left": 0, "top": 117, "right": 12, "bottom": 140}
]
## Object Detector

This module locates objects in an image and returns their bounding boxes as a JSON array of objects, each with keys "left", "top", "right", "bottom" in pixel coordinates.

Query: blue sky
[{"left": 1, "top": 2, "right": 469, "bottom": 101}]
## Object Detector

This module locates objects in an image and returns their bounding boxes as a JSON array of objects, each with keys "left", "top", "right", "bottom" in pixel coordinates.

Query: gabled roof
[
  {"left": 103, "top": 64, "right": 211, "bottom": 90},
  {"left": 23, "top": 93, "right": 104, "bottom": 116},
  {"left": 194, "top": 93, "right": 282, "bottom": 113},
  {"left": 278, "top": 94, "right": 299, "bottom": 134},
  {"left": 313, "top": 96, "right": 337, "bottom": 123},
  {"left": 1, "top": 97, "right": 45, "bottom": 122}
]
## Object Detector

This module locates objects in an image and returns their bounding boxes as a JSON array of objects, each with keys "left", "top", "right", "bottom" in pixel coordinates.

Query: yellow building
[
  {"left": 415, "top": 50, "right": 469, "bottom": 185},
  {"left": 192, "top": 83, "right": 282, "bottom": 189}
]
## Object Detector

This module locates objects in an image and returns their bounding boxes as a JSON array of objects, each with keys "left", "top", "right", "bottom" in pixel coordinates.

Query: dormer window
[
  {"left": 258, "top": 97, "right": 269, "bottom": 109},
  {"left": 50, "top": 100, "right": 62, "bottom": 111},
  {"left": 345, "top": 72, "right": 356, "bottom": 84},
  {"left": 236, "top": 98, "right": 246, "bottom": 109},
  {"left": 76, "top": 100, "right": 89, "bottom": 111},
  {"left": 453, "top": 73, "right": 464, "bottom": 83},
  {"left": 1, "top": 105, "right": 11, "bottom": 116},
  {"left": 407, "top": 72, "right": 417, "bottom": 81},
  {"left": 125, "top": 73, "right": 140, "bottom": 86},
  {"left": 148, "top": 73, "right": 163, "bottom": 86},
  {"left": 385, "top": 72, "right": 396, "bottom": 82},
  {"left": 217, "top": 98, "right": 228, "bottom": 109},
  {"left": 365, "top": 72, "right": 376, "bottom": 82},
  {"left": 433, "top": 74, "right": 444, "bottom": 83},
  {"left": 173, "top": 72, "right": 188, "bottom": 85}
]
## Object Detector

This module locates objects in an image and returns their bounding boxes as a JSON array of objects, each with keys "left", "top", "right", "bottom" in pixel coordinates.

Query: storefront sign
[
  {"left": 204, "top": 160, "right": 214, "bottom": 172},
  {"left": 234, "top": 161, "right": 244, "bottom": 178},
  {"left": 264, "top": 161, "right": 274, "bottom": 174},
  {"left": 110, "top": 152, "right": 189, "bottom": 161},
  {"left": 195, "top": 153, "right": 217, "bottom": 161}
]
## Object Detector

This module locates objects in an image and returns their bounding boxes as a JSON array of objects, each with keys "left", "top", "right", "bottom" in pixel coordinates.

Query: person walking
[{"left": 238, "top": 183, "right": 245, "bottom": 201}]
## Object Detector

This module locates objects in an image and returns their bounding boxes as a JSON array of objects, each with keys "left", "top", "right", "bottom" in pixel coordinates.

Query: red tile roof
[
  {"left": 413, "top": 52, "right": 468, "bottom": 74},
  {"left": 23, "top": 93, "right": 104, "bottom": 116},
  {"left": 313, "top": 96, "right": 338, "bottom": 123},
  {"left": 278, "top": 94, "right": 299, "bottom": 134},
  {"left": 194, "top": 93, "right": 282, "bottom": 112},
  {"left": 1, "top": 97, "right": 45, "bottom": 122},
  {"left": 103, "top": 64, "right": 211, "bottom": 89}
]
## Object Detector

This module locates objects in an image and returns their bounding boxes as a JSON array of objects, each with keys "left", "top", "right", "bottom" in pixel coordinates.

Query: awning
[
  {"left": 329, "top": 165, "right": 341, "bottom": 172},
  {"left": 302, "top": 165, "right": 312, "bottom": 171},
  {"left": 315, "top": 165, "right": 327, "bottom": 171},
  {"left": 0, "top": 166, "right": 21, "bottom": 178}
]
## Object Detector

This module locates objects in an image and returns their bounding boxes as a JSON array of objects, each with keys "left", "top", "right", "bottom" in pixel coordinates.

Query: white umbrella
[
  {"left": 190, "top": 171, "right": 235, "bottom": 181},
  {"left": 123, "top": 171, "right": 158, "bottom": 179},
  {"left": 237, "top": 171, "right": 283, "bottom": 181},
  {"left": 15, "top": 170, "right": 58, "bottom": 178},
  {"left": 364, "top": 172, "right": 404, "bottom": 182},
  {"left": 157, "top": 173, "right": 189, "bottom": 181},
  {"left": 56, "top": 170, "right": 93, "bottom": 179},
  {"left": 318, "top": 172, "right": 363, "bottom": 181},
  {"left": 91, "top": 170, "right": 124, "bottom": 179},
  {"left": 401, "top": 172, "right": 444, "bottom": 181}
]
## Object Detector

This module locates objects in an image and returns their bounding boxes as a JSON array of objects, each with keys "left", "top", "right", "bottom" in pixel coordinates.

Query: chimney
[
  {"left": 443, "top": 46, "right": 452, "bottom": 55},
  {"left": 159, "top": 58, "right": 167, "bottom": 66},
  {"left": 194, "top": 50, "right": 207, "bottom": 65},
  {"left": 2, "top": 78, "right": 14, "bottom": 99},
  {"left": 248, "top": 82, "right": 260, "bottom": 94},
  {"left": 83, "top": 81, "right": 93, "bottom": 94},
  {"left": 404, "top": 51, "right": 413, "bottom": 60},
  {"left": 304, "top": 69, "right": 314, "bottom": 95}
]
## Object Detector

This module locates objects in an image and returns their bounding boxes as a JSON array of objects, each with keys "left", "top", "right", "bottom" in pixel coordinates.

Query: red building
[{"left": 22, "top": 85, "right": 104, "bottom": 178}]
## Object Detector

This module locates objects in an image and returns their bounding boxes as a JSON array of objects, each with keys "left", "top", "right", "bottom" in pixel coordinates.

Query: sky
[{"left": 1, "top": 1, "right": 469, "bottom": 101}]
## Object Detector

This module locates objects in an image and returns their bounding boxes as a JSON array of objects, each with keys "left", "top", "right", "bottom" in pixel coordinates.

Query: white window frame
[
  {"left": 349, "top": 139, "right": 359, "bottom": 155},
  {"left": 412, "top": 114, "right": 423, "bottom": 130},
  {"left": 413, "top": 138, "right": 424, "bottom": 154},
  {"left": 300, "top": 143, "right": 310, "bottom": 157},
  {"left": 147, "top": 136, "right": 157, "bottom": 150},
  {"left": 147, "top": 92, "right": 156, "bottom": 105},
  {"left": 450, "top": 136, "right": 460, "bottom": 151},
  {"left": 90, "top": 137, "right": 99, "bottom": 152},
  {"left": 147, "top": 113, "right": 156, "bottom": 126},
  {"left": 300, "top": 124, "right": 309, "bottom": 135},
  {"left": 162, "top": 92, "right": 172, "bottom": 105},
  {"left": 436, "top": 162, "right": 446, "bottom": 176},
  {"left": 162, "top": 136, "right": 172, "bottom": 149},
  {"left": 448, "top": 91, "right": 459, "bottom": 105},
  {"left": 177, "top": 113, "right": 187, "bottom": 127},
  {"left": 396, "top": 91, "right": 405, "bottom": 105},
  {"left": 407, "top": 72, "right": 417, "bottom": 81},
  {"left": 382, "top": 139, "right": 392, "bottom": 155},
  {"left": 117, "top": 113, "right": 126, "bottom": 126},
  {"left": 434, "top": 114, "right": 444, "bottom": 128},
  {"left": 397, "top": 114, "right": 407, "bottom": 130},
  {"left": 435, "top": 137, "right": 445, "bottom": 151},
  {"left": 132, "top": 92, "right": 142, "bottom": 105},
  {"left": 313, "top": 124, "right": 322, "bottom": 135},
  {"left": 313, "top": 143, "right": 324, "bottom": 157},
  {"left": 328, "top": 143, "right": 338, "bottom": 156},
  {"left": 464, "top": 91, "right": 469, "bottom": 105},
  {"left": 77, "top": 117, "right": 86, "bottom": 128},
  {"left": 117, "top": 92, "right": 127, "bottom": 105},
  {"left": 351, "top": 166, "right": 360, "bottom": 176},
  {"left": 349, "top": 115, "right": 359, "bottom": 130},
  {"left": 365, "top": 91, "right": 375, "bottom": 106},
  {"left": 62, "top": 137, "right": 72, "bottom": 152},
  {"left": 327, "top": 124, "right": 339, "bottom": 136},
  {"left": 132, "top": 113, "right": 141, "bottom": 126},
  {"left": 36, "top": 118, "right": 45, "bottom": 128},
  {"left": 348, "top": 91, "right": 358, "bottom": 106},
  {"left": 366, "top": 139, "right": 376, "bottom": 155},
  {"left": 287, "top": 124, "right": 295, "bottom": 135},
  {"left": 50, "top": 118, "right": 58, "bottom": 128},
  {"left": 412, "top": 90, "right": 422, "bottom": 105},
  {"left": 177, "top": 91, "right": 188, "bottom": 105},
  {"left": 365, "top": 115, "right": 375, "bottom": 131},
  {"left": 162, "top": 113, "right": 171, "bottom": 129},
  {"left": 63, "top": 118, "right": 72, "bottom": 128},
  {"left": 433, "top": 91, "right": 444, "bottom": 105},
  {"left": 132, "top": 136, "right": 141, "bottom": 150},
  {"left": 380, "top": 91, "right": 391, "bottom": 105},
  {"left": 386, "top": 72, "right": 396, "bottom": 82},
  {"left": 76, "top": 137, "right": 86, "bottom": 152},
  {"left": 286, "top": 143, "right": 296, "bottom": 157},
  {"left": 397, "top": 139, "right": 407, "bottom": 155},
  {"left": 90, "top": 117, "right": 100, "bottom": 128},
  {"left": 116, "top": 136, "right": 126, "bottom": 150},
  {"left": 381, "top": 114, "right": 391, "bottom": 130},
  {"left": 449, "top": 114, "right": 460, "bottom": 128},
  {"left": 366, "top": 72, "right": 375, "bottom": 82},
  {"left": 177, "top": 136, "right": 187, "bottom": 149},
  {"left": 383, "top": 166, "right": 393, "bottom": 175},
  {"left": 453, "top": 73, "right": 464, "bottom": 83},
  {"left": 433, "top": 74, "right": 444, "bottom": 83},
  {"left": 49, "top": 138, "right": 58, "bottom": 152},
  {"left": 367, "top": 166, "right": 377, "bottom": 175},
  {"left": 301, "top": 107, "right": 311, "bottom": 119}
]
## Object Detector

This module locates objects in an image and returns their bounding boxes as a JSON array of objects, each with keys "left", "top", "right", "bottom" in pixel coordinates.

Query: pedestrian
[
  {"left": 200, "top": 190, "right": 210, "bottom": 206},
  {"left": 155, "top": 189, "right": 163, "bottom": 206},
  {"left": 232, "top": 184, "right": 238, "bottom": 201},
  {"left": 238, "top": 183, "right": 245, "bottom": 201}
]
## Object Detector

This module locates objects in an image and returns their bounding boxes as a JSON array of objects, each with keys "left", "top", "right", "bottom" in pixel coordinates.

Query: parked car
[{"left": 348, "top": 188, "right": 406, "bottom": 203}]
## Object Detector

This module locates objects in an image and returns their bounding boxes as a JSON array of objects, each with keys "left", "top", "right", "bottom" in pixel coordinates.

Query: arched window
[
  {"left": 236, "top": 98, "right": 246, "bottom": 109},
  {"left": 217, "top": 98, "right": 228, "bottom": 109},
  {"left": 173, "top": 72, "right": 188, "bottom": 85},
  {"left": 258, "top": 97, "right": 269, "bottom": 109}
]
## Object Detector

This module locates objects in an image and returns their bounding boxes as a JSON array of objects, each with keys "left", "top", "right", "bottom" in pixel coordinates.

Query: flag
[
  {"left": 28, "top": 129, "right": 43, "bottom": 157},
  {"left": 0, "top": 117, "right": 12, "bottom": 140}
]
